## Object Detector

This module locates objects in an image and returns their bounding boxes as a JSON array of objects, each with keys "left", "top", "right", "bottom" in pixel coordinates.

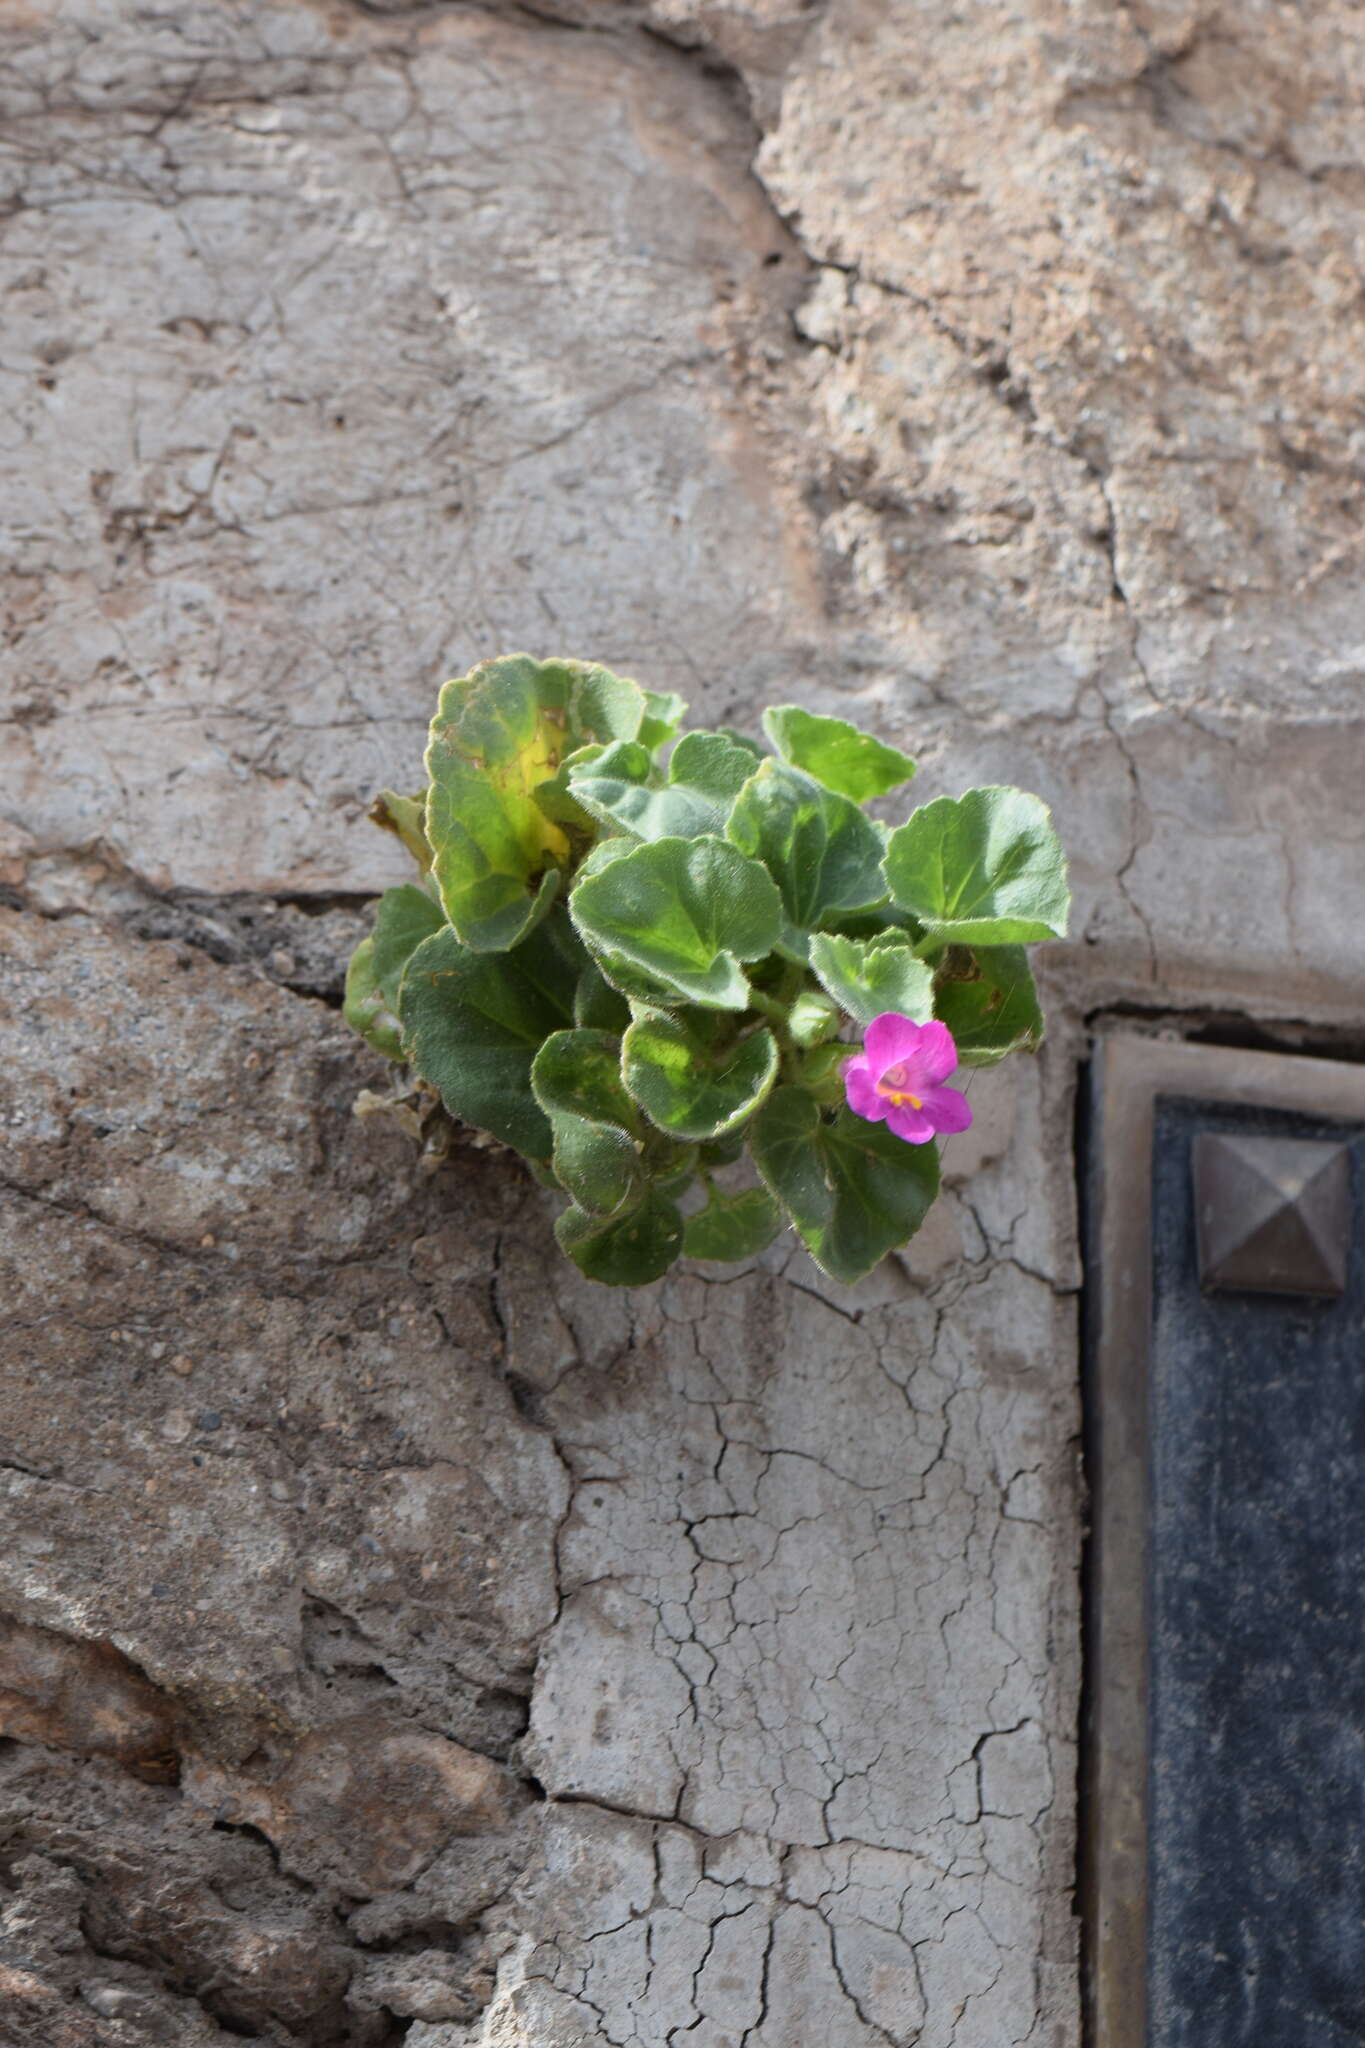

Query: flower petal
[
  {"left": 863, "top": 1011, "right": 929, "bottom": 1077},
  {"left": 920, "top": 1082, "right": 973, "bottom": 1135},
  {"left": 911, "top": 1020, "right": 960, "bottom": 1086},
  {"left": 843, "top": 1058, "right": 888, "bottom": 1122},
  {"left": 884, "top": 1099, "right": 937, "bottom": 1144}
]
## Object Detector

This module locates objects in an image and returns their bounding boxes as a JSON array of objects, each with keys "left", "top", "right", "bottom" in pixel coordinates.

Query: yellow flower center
[{"left": 876, "top": 1061, "right": 922, "bottom": 1109}]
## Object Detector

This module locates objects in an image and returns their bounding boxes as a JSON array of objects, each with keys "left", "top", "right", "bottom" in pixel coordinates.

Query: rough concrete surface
[{"left": 1, "top": 0, "right": 1361, "bottom": 2042}]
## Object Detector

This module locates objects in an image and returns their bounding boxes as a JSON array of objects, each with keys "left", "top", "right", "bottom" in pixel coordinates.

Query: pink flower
[{"left": 842, "top": 1013, "right": 973, "bottom": 1145}]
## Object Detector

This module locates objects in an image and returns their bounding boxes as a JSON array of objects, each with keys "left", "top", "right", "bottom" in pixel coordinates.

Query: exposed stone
[
  {"left": 0, "top": 1622, "right": 180, "bottom": 1785},
  {"left": 188, "top": 1716, "right": 529, "bottom": 1894}
]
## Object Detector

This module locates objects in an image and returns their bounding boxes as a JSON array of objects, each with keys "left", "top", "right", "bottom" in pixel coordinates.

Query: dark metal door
[
  {"left": 1085, "top": 1037, "right": 1365, "bottom": 2048},
  {"left": 1149, "top": 1095, "right": 1365, "bottom": 2046}
]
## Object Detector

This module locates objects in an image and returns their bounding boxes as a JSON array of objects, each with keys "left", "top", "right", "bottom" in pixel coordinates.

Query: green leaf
[
  {"left": 574, "top": 960, "right": 632, "bottom": 1034},
  {"left": 649, "top": 1142, "right": 699, "bottom": 1196},
  {"left": 568, "top": 731, "right": 756, "bottom": 844},
  {"left": 667, "top": 731, "right": 762, "bottom": 804},
  {"left": 531, "top": 742, "right": 607, "bottom": 832},
  {"left": 425, "top": 656, "right": 576, "bottom": 952},
  {"left": 570, "top": 836, "right": 783, "bottom": 1011},
  {"left": 569, "top": 774, "right": 720, "bottom": 844},
  {"left": 569, "top": 663, "right": 646, "bottom": 747},
  {"left": 882, "top": 786, "right": 1069, "bottom": 946},
  {"left": 684, "top": 1186, "right": 783, "bottom": 1263},
  {"left": 727, "top": 760, "right": 887, "bottom": 946},
  {"left": 763, "top": 705, "right": 916, "bottom": 801},
  {"left": 751, "top": 1088, "right": 940, "bottom": 1285},
  {"left": 531, "top": 1029, "right": 637, "bottom": 1140},
  {"left": 698, "top": 1130, "right": 746, "bottom": 1167},
  {"left": 933, "top": 944, "right": 1045, "bottom": 1065},
  {"left": 808, "top": 932, "right": 935, "bottom": 1029},
  {"left": 368, "top": 789, "right": 433, "bottom": 872},
  {"left": 715, "top": 727, "right": 766, "bottom": 761},
  {"left": 532, "top": 1029, "right": 643, "bottom": 1216},
  {"left": 586, "top": 946, "right": 700, "bottom": 1010},
  {"left": 555, "top": 1191, "right": 685, "bottom": 1286},
  {"left": 623, "top": 1009, "right": 779, "bottom": 1141},
  {"left": 371, "top": 884, "right": 446, "bottom": 1012},
  {"left": 343, "top": 937, "right": 405, "bottom": 1062},
  {"left": 788, "top": 988, "right": 842, "bottom": 1048},
  {"left": 398, "top": 915, "right": 579, "bottom": 1160},
  {"left": 638, "top": 688, "right": 688, "bottom": 753}
]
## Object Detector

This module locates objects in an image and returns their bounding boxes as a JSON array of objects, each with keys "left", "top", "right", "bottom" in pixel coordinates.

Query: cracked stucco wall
[{"left": 1, "top": 1, "right": 1362, "bottom": 2043}]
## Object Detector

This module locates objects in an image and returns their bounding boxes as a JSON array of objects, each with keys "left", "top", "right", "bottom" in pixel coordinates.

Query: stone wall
[{"left": 1, "top": 2, "right": 1361, "bottom": 2043}]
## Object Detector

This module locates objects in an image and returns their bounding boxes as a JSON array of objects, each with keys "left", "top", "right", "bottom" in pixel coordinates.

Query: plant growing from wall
[{"left": 345, "top": 656, "right": 1068, "bottom": 1287}]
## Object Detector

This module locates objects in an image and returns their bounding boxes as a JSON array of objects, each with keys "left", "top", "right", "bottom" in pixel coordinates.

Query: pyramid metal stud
[{"left": 1192, "top": 1132, "right": 1351, "bottom": 1298}]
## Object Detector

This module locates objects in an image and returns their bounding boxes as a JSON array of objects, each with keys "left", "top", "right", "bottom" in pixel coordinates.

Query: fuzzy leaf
[
  {"left": 555, "top": 1190, "right": 685, "bottom": 1286},
  {"left": 425, "top": 657, "right": 575, "bottom": 951},
  {"left": 698, "top": 1130, "right": 746, "bottom": 1167},
  {"left": 574, "top": 960, "right": 632, "bottom": 1034},
  {"left": 569, "top": 730, "right": 755, "bottom": 844},
  {"left": 808, "top": 932, "right": 935, "bottom": 1029},
  {"left": 684, "top": 1186, "right": 783, "bottom": 1263},
  {"left": 569, "top": 775, "right": 721, "bottom": 843},
  {"left": 623, "top": 1009, "right": 779, "bottom": 1141},
  {"left": 715, "top": 727, "right": 766, "bottom": 761},
  {"left": 638, "top": 688, "right": 688, "bottom": 753},
  {"left": 532, "top": 1029, "right": 642, "bottom": 1215},
  {"left": 587, "top": 947, "right": 699, "bottom": 1010},
  {"left": 787, "top": 989, "right": 842, "bottom": 1047},
  {"left": 531, "top": 742, "right": 608, "bottom": 832},
  {"left": 343, "top": 937, "right": 405, "bottom": 1062},
  {"left": 763, "top": 705, "right": 916, "bottom": 801},
  {"left": 751, "top": 1088, "right": 939, "bottom": 1285},
  {"left": 727, "top": 759, "right": 887, "bottom": 948},
  {"left": 570, "top": 835, "right": 783, "bottom": 1011},
  {"left": 425, "top": 657, "right": 645, "bottom": 951},
  {"left": 398, "top": 916, "right": 578, "bottom": 1160},
  {"left": 570, "top": 664, "right": 647, "bottom": 747},
  {"left": 368, "top": 789, "right": 433, "bottom": 872},
  {"left": 933, "top": 945, "right": 1045, "bottom": 1065},
  {"left": 667, "top": 731, "right": 762, "bottom": 804},
  {"left": 882, "top": 787, "right": 1069, "bottom": 946},
  {"left": 371, "top": 885, "right": 446, "bottom": 1012}
]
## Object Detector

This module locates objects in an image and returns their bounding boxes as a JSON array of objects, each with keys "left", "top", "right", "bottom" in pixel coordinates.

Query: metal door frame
[{"left": 1083, "top": 1032, "right": 1365, "bottom": 2047}]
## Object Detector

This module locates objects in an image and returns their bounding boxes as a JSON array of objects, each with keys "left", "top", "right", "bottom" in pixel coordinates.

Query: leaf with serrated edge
[
  {"left": 570, "top": 835, "right": 782, "bottom": 1011},
  {"left": 568, "top": 730, "right": 755, "bottom": 843},
  {"left": 933, "top": 944, "right": 1045, "bottom": 1066},
  {"left": 684, "top": 1186, "right": 783, "bottom": 1262},
  {"left": 568, "top": 663, "right": 646, "bottom": 747},
  {"left": 569, "top": 776, "right": 726, "bottom": 843},
  {"left": 751, "top": 1087, "right": 939, "bottom": 1285},
  {"left": 727, "top": 759, "right": 887, "bottom": 942},
  {"left": 808, "top": 932, "right": 935, "bottom": 1029},
  {"left": 344, "top": 937, "right": 404, "bottom": 1061},
  {"left": 763, "top": 705, "right": 916, "bottom": 801},
  {"left": 668, "top": 731, "right": 761, "bottom": 803},
  {"left": 398, "top": 916, "right": 578, "bottom": 1160},
  {"left": 623, "top": 1009, "right": 779, "bottom": 1141},
  {"left": 371, "top": 884, "right": 445, "bottom": 1012},
  {"left": 638, "top": 688, "right": 688, "bottom": 753},
  {"left": 555, "top": 1191, "right": 684, "bottom": 1286},
  {"left": 882, "top": 786, "right": 1069, "bottom": 946}
]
